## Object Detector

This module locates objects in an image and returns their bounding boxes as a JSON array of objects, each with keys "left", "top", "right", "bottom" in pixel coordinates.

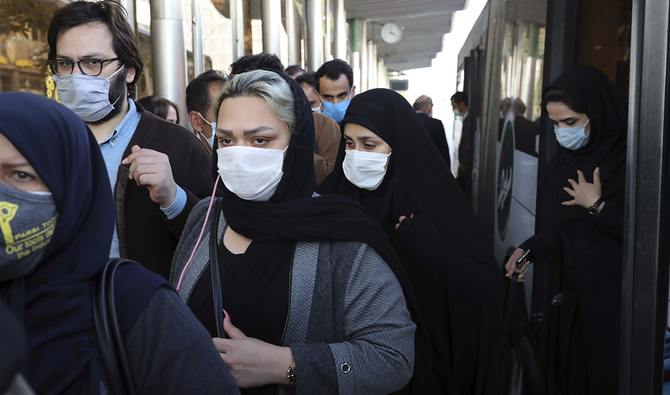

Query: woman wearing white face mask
[
  {"left": 318, "top": 89, "right": 505, "bottom": 394},
  {"left": 504, "top": 66, "right": 627, "bottom": 394},
  {"left": 170, "top": 70, "right": 426, "bottom": 394}
]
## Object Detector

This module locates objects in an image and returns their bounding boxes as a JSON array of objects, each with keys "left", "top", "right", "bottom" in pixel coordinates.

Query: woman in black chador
[
  {"left": 318, "top": 88, "right": 505, "bottom": 394},
  {"left": 505, "top": 66, "right": 627, "bottom": 394}
]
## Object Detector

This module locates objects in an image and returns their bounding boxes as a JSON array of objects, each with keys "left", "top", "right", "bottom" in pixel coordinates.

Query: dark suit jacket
[
  {"left": 456, "top": 114, "right": 471, "bottom": 199},
  {"left": 114, "top": 104, "right": 214, "bottom": 279},
  {"left": 416, "top": 112, "right": 451, "bottom": 168}
]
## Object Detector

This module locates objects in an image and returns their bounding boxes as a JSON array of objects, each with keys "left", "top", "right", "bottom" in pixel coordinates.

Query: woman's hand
[
  {"left": 213, "top": 314, "right": 294, "bottom": 388},
  {"left": 395, "top": 213, "right": 414, "bottom": 230},
  {"left": 563, "top": 168, "right": 601, "bottom": 209},
  {"left": 504, "top": 248, "right": 530, "bottom": 283}
]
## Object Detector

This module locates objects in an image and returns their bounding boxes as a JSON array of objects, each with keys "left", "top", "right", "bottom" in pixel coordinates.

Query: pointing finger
[{"left": 223, "top": 314, "right": 247, "bottom": 340}]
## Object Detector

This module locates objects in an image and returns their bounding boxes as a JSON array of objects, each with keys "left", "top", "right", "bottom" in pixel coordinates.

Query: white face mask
[
  {"left": 342, "top": 149, "right": 391, "bottom": 191},
  {"left": 311, "top": 106, "right": 322, "bottom": 114},
  {"left": 52, "top": 65, "right": 125, "bottom": 123},
  {"left": 216, "top": 146, "right": 286, "bottom": 201},
  {"left": 197, "top": 112, "right": 216, "bottom": 148}
]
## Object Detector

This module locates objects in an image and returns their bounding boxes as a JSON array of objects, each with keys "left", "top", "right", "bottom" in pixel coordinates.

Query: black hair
[
  {"left": 315, "top": 59, "right": 353, "bottom": 93},
  {"left": 295, "top": 72, "right": 317, "bottom": 89},
  {"left": 450, "top": 92, "right": 468, "bottom": 107},
  {"left": 230, "top": 53, "right": 284, "bottom": 75},
  {"left": 152, "top": 97, "right": 180, "bottom": 123},
  {"left": 186, "top": 69, "right": 227, "bottom": 114},
  {"left": 47, "top": 0, "right": 144, "bottom": 97},
  {"left": 542, "top": 88, "right": 585, "bottom": 113},
  {"left": 285, "top": 65, "right": 305, "bottom": 77}
]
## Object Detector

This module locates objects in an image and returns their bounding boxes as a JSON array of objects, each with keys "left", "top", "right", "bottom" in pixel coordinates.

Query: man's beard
[{"left": 88, "top": 68, "right": 128, "bottom": 126}]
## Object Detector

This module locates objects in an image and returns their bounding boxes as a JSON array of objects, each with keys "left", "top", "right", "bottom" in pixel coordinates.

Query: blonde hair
[{"left": 213, "top": 70, "right": 295, "bottom": 132}]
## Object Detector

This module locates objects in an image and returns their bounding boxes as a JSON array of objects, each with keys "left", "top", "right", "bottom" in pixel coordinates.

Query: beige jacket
[{"left": 313, "top": 112, "right": 341, "bottom": 185}]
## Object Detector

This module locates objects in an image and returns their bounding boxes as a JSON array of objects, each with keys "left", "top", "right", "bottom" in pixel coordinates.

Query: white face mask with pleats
[
  {"left": 216, "top": 145, "right": 287, "bottom": 201},
  {"left": 342, "top": 149, "right": 391, "bottom": 191}
]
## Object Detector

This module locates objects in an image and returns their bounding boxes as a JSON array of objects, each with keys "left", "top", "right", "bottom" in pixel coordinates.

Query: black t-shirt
[{"left": 188, "top": 240, "right": 290, "bottom": 345}]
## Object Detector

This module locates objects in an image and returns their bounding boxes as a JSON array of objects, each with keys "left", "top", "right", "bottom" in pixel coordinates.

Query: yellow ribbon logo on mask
[
  {"left": 0, "top": 202, "right": 18, "bottom": 244},
  {"left": 0, "top": 202, "right": 57, "bottom": 258}
]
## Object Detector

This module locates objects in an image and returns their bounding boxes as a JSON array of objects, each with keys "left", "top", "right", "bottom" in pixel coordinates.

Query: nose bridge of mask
[
  {"left": 319, "top": 87, "right": 352, "bottom": 105},
  {"left": 554, "top": 118, "right": 590, "bottom": 134}
]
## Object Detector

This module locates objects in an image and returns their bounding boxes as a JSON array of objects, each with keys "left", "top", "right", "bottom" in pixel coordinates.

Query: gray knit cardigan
[{"left": 170, "top": 199, "right": 416, "bottom": 394}]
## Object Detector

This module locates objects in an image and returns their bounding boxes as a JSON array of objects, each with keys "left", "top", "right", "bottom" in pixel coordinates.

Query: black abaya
[
  {"left": 519, "top": 66, "right": 627, "bottom": 394},
  {"left": 318, "top": 89, "right": 505, "bottom": 394}
]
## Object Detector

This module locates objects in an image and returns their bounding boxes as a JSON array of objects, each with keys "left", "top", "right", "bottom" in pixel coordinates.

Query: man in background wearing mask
[
  {"left": 46, "top": 0, "right": 213, "bottom": 280},
  {"left": 451, "top": 91, "right": 471, "bottom": 200},
  {"left": 186, "top": 70, "right": 227, "bottom": 153},
  {"left": 295, "top": 72, "right": 340, "bottom": 184},
  {"left": 315, "top": 59, "right": 356, "bottom": 123},
  {"left": 413, "top": 95, "right": 451, "bottom": 168}
]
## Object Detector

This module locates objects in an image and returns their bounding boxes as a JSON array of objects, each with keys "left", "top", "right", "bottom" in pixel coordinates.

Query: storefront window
[{"left": 0, "top": 0, "right": 59, "bottom": 98}]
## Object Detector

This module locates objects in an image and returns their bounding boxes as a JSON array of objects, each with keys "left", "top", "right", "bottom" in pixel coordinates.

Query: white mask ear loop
[{"left": 176, "top": 174, "right": 221, "bottom": 292}]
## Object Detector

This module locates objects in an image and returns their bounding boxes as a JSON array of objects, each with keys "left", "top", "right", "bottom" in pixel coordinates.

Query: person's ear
[
  {"left": 125, "top": 65, "right": 136, "bottom": 84},
  {"left": 351, "top": 85, "right": 356, "bottom": 97},
  {"left": 188, "top": 111, "right": 203, "bottom": 132}
]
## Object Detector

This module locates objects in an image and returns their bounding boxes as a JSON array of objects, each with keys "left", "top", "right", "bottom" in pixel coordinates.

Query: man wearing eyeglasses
[{"left": 46, "top": 1, "right": 213, "bottom": 280}]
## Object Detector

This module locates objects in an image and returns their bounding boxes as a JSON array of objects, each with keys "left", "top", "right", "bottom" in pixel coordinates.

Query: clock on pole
[{"left": 381, "top": 22, "right": 403, "bottom": 44}]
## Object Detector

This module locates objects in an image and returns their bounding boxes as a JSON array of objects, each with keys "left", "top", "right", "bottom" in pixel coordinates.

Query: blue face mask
[
  {"left": 321, "top": 91, "right": 352, "bottom": 123},
  {"left": 554, "top": 119, "right": 590, "bottom": 150}
]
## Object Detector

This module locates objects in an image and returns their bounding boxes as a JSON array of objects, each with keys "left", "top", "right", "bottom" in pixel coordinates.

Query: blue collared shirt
[{"left": 99, "top": 99, "right": 186, "bottom": 258}]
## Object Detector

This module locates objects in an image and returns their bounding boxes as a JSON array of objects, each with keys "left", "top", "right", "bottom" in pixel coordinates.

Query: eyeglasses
[{"left": 48, "top": 58, "right": 122, "bottom": 77}]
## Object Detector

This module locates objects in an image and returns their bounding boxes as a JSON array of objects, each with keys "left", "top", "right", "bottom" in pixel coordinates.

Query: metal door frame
[{"left": 619, "top": 0, "right": 670, "bottom": 392}]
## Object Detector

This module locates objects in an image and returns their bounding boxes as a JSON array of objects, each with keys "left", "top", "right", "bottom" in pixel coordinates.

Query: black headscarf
[
  {"left": 544, "top": 66, "right": 627, "bottom": 233},
  {"left": 318, "top": 88, "right": 505, "bottom": 393},
  {"left": 319, "top": 89, "right": 501, "bottom": 276},
  {"left": 211, "top": 71, "right": 436, "bottom": 393},
  {"left": 0, "top": 92, "right": 165, "bottom": 395}
]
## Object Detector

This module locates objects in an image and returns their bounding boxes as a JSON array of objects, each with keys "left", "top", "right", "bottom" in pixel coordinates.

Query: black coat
[
  {"left": 416, "top": 112, "right": 451, "bottom": 168},
  {"left": 456, "top": 114, "right": 471, "bottom": 199}
]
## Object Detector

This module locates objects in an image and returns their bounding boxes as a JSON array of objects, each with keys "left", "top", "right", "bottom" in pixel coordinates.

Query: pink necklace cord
[{"left": 176, "top": 175, "right": 221, "bottom": 292}]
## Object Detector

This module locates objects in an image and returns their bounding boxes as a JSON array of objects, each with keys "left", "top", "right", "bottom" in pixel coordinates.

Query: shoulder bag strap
[
  {"left": 93, "top": 258, "right": 138, "bottom": 395},
  {"left": 209, "top": 198, "right": 225, "bottom": 338}
]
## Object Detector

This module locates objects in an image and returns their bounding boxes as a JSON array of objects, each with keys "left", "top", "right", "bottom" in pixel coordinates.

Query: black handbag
[
  {"left": 92, "top": 258, "right": 137, "bottom": 395},
  {"left": 502, "top": 272, "right": 548, "bottom": 395}
]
